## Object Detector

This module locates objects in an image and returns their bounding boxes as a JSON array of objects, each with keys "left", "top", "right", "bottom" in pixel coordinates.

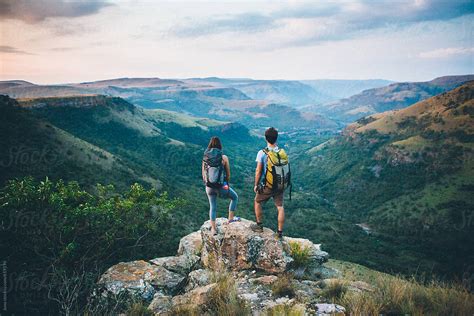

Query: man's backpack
[
  {"left": 203, "top": 148, "right": 224, "bottom": 188},
  {"left": 263, "top": 148, "right": 292, "bottom": 199}
]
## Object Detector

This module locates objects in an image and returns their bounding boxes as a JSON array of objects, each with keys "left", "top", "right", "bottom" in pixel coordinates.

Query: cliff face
[{"left": 96, "top": 218, "right": 358, "bottom": 315}]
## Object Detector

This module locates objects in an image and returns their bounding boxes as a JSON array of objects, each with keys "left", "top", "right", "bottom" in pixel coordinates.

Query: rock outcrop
[
  {"left": 96, "top": 218, "right": 350, "bottom": 315},
  {"left": 201, "top": 218, "right": 293, "bottom": 273}
]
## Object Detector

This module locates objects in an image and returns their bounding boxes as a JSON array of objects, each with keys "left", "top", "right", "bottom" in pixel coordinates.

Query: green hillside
[
  {"left": 293, "top": 82, "right": 474, "bottom": 277},
  {"left": 308, "top": 75, "right": 474, "bottom": 123},
  {"left": 0, "top": 96, "right": 158, "bottom": 190}
]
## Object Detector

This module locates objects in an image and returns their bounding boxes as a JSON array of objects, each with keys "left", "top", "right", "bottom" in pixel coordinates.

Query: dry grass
[
  {"left": 321, "top": 279, "right": 348, "bottom": 302},
  {"left": 265, "top": 303, "right": 306, "bottom": 316},
  {"left": 125, "top": 302, "right": 154, "bottom": 316},
  {"left": 207, "top": 272, "right": 250, "bottom": 316},
  {"left": 271, "top": 274, "right": 296, "bottom": 298},
  {"left": 169, "top": 304, "right": 200, "bottom": 316},
  {"left": 339, "top": 274, "right": 474, "bottom": 316}
]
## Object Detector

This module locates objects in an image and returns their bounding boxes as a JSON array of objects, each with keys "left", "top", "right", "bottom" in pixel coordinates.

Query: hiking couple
[{"left": 202, "top": 127, "right": 291, "bottom": 239}]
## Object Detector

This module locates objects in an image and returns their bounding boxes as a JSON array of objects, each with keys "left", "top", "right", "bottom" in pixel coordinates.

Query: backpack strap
[{"left": 263, "top": 148, "right": 278, "bottom": 166}]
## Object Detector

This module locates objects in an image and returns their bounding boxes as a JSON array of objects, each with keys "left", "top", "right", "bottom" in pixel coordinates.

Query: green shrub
[
  {"left": 0, "top": 177, "right": 179, "bottom": 315},
  {"left": 288, "top": 241, "right": 311, "bottom": 268}
]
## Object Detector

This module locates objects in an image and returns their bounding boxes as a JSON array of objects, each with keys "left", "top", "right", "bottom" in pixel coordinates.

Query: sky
[{"left": 0, "top": 0, "right": 473, "bottom": 84}]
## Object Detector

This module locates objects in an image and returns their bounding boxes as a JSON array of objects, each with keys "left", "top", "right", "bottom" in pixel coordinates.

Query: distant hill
[
  {"left": 0, "top": 95, "right": 160, "bottom": 190},
  {"left": 75, "top": 77, "right": 184, "bottom": 88},
  {"left": 0, "top": 78, "right": 339, "bottom": 131},
  {"left": 295, "top": 82, "right": 474, "bottom": 276},
  {"left": 307, "top": 75, "right": 474, "bottom": 123},
  {"left": 301, "top": 79, "right": 393, "bottom": 103}
]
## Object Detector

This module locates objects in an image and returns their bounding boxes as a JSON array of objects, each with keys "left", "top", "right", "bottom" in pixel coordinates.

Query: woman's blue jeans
[{"left": 205, "top": 185, "right": 238, "bottom": 221}]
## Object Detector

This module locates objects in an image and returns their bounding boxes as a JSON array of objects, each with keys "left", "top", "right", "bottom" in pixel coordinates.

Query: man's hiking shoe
[
  {"left": 275, "top": 233, "right": 283, "bottom": 241},
  {"left": 228, "top": 216, "right": 241, "bottom": 224},
  {"left": 211, "top": 228, "right": 218, "bottom": 236},
  {"left": 250, "top": 223, "right": 263, "bottom": 233}
]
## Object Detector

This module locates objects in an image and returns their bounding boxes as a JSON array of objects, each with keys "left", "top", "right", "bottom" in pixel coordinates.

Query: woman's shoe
[{"left": 228, "top": 216, "right": 241, "bottom": 224}]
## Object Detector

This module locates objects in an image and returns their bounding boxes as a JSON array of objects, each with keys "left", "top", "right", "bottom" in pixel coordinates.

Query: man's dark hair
[{"left": 265, "top": 127, "right": 278, "bottom": 144}]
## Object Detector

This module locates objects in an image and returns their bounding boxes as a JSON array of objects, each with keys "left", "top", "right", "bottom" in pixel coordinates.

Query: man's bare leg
[
  {"left": 277, "top": 206, "right": 285, "bottom": 232},
  {"left": 251, "top": 200, "right": 264, "bottom": 232}
]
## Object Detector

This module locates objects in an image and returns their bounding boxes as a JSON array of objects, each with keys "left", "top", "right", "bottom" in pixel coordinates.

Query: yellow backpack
[{"left": 263, "top": 148, "right": 292, "bottom": 199}]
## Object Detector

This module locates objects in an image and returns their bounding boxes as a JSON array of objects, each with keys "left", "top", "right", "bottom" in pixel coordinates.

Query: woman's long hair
[{"left": 207, "top": 136, "right": 222, "bottom": 150}]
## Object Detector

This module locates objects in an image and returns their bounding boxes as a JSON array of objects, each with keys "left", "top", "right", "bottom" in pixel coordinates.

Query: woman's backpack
[
  {"left": 263, "top": 148, "right": 292, "bottom": 198},
  {"left": 203, "top": 148, "right": 224, "bottom": 188}
]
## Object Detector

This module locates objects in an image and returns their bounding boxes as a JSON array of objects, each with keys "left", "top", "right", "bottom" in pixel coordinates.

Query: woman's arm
[
  {"left": 223, "top": 155, "right": 231, "bottom": 183},
  {"left": 202, "top": 161, "right": 206, "bottom": 184}
]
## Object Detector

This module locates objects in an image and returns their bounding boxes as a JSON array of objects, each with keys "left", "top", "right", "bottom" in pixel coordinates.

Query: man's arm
[{"left": 254, "top": 162, "right": 263, "bottom": 193}]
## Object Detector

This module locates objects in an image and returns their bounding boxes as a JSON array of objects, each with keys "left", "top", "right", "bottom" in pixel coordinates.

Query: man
[{"left": 250, "top": 127, "right": 288, "bottom": 239}]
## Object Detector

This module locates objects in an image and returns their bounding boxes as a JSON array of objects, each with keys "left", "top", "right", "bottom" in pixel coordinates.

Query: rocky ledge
[{"left": 96, "top": 218, "right": 361, "bottom": 315}]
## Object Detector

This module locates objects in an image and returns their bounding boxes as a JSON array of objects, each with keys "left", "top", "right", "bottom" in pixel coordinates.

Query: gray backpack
[{"left": 203, "top": 148, "right": 224, "bottom": 188}]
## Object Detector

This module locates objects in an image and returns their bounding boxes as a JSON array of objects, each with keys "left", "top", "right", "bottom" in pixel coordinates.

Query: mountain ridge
[{"left": 307, "top": 74, "right": 474, "bottom": 123}]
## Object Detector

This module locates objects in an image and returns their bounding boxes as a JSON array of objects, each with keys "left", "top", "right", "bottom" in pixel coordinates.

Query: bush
[
  {"left": 288, "top": 241, "right": 311, "bottom": 268},
  {"left": 0, "top": 177, "right": 179, "bottom": 315}
]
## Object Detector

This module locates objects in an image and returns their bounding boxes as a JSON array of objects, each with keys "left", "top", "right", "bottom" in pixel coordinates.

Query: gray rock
[
  {"left": 150, "top": 254, "right": 200, "bottom": 276},
  {"left": 185, "top": 269, "right": 213, "bottom": 292},
  {"left": 171, "top": 283, "right": 217, "bottom": 311},
  {"left": 315, "top": 303, "right": 346, "bottom": 315},
  {"left": 177, "top": 231, "right": 203, "bottom": 256},
  {"left": 148, "top": 292, "right": 172, "bottom": 315},
  {"left": 97, "top": 260, "right": 185, "bottom": 301}
]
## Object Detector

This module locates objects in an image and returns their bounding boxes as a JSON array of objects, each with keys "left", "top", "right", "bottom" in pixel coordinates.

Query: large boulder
[
  {"left": 97, "top": 260, "right": 185, "bottom": 301},
  {"left": 177, "top": 231, "right": 203, "bottom": 256},
  {"left": 200, "top": 218, "right": 293, "bottom": 273}
]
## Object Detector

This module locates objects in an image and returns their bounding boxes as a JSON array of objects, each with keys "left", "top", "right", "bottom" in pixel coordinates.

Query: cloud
[
  {"left": 0, "top": 45, "right": 33, "bottom": 54},
  {"left": 418, "top": 47, "right": 474, "bottom": 59},
  {"left": 169, "top": 0, "right": 474, "bottom": 47},
  {"left": 172, "top": 13, "right": 276, "bottom": 37},
  {"left": 0, "top": 0, "right": 113, "bottom": 23}
]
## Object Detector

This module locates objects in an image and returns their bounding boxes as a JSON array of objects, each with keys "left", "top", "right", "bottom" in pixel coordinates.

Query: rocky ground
[{"left": 96, "top": 218, "right": 373, "bottom": 315}]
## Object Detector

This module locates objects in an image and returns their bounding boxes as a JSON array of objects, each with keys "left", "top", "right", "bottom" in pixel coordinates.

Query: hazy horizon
[
  {"left": 1, "top": 0, "right": 473, "bottom": 84},
  {"left": 4, "top": 74, "right": 474, "bottom": 86}
]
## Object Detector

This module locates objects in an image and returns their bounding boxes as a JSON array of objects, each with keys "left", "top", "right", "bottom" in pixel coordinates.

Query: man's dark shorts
[{"left": 255, "top": 186, "right": 284, "bottom": 207}]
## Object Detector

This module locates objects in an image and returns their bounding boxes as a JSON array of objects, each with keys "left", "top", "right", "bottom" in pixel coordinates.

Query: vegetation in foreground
[
  {"left": 0, "top": 177, "right": 179, "bottom": 315},
  {"left": 326, "top": 259, "right": 474, "bottom": 316}
]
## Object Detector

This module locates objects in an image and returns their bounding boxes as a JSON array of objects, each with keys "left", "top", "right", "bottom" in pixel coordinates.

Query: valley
[{"left": 1, "top": 75, "right": 473, "bottom": 313}]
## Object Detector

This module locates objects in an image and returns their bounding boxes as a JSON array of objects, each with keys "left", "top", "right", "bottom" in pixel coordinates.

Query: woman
[{"left": 202, "top": 136, "right": 240, "bottom": 235}]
